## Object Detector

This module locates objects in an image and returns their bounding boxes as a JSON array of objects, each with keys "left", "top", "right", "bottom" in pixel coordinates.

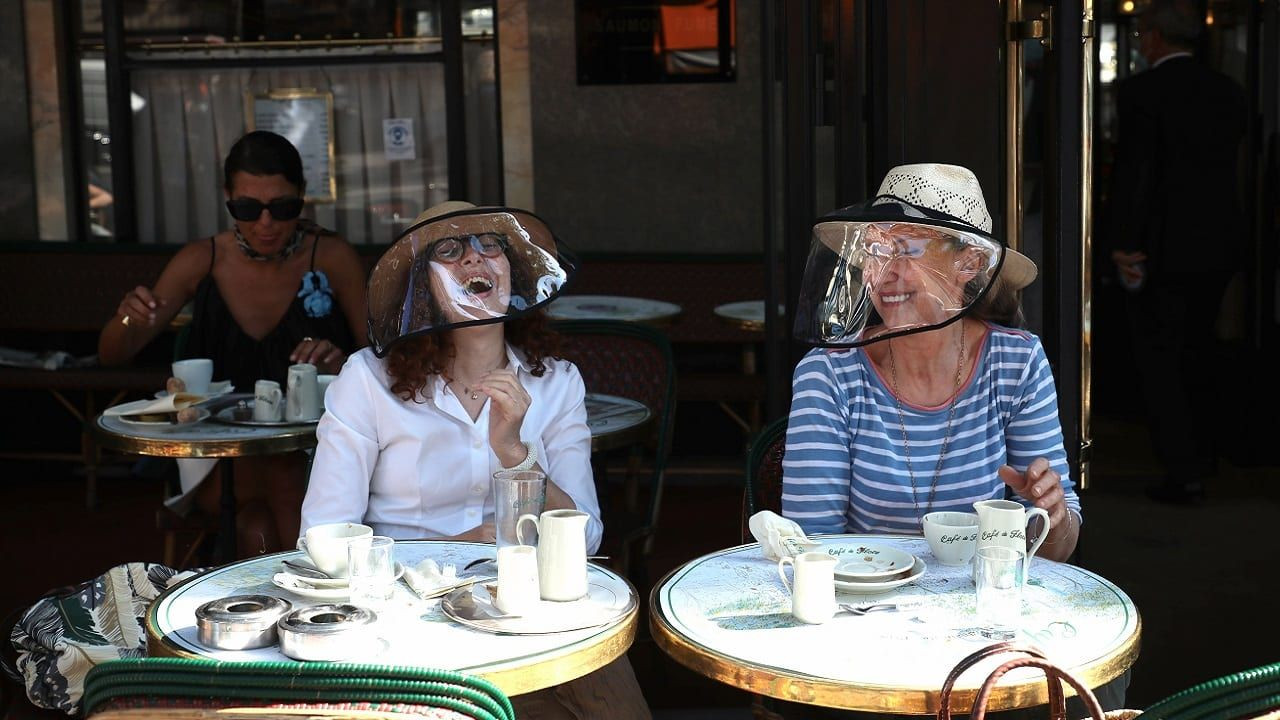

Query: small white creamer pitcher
[
  {"left": 517, "top": 509, "right": 589, "bottom": 601},
  {"left": 286, "top": 363, "right": 321, "bottom": 422},
  {"left": 973, "top": 498, "right": 1050, "bottom": 571}
]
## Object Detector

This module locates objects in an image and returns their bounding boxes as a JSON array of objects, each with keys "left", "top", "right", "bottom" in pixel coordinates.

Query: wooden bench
[{"left": 0, "top": 247, "right": 176, "bottom": 506}]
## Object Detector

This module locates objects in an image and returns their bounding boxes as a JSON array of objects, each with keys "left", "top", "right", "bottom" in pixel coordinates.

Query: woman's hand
[
  {"left": 116, "top": 286, "right": 167, "bottom": 328},
  {"left": 479, "top": 369, "right": 531, "bottom": 467},
  {"left": 998, "top": 458, "right": 1069, "bottom": 528},
  {"left": 290, "top": 337, "right": 345, "bottom": 373},
  {"left": 450, "top": 522, "right": 496, "bottom": 543}
]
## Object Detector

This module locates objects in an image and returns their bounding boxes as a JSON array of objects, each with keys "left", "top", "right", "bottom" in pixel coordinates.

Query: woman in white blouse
[{"left": 300, "top": 201, "right": 602, "bottom": 553}]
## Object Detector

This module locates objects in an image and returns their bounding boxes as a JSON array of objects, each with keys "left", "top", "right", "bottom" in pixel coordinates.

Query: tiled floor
[{"left": 2, "top": 409, "right": 1277, "bottom": 718}]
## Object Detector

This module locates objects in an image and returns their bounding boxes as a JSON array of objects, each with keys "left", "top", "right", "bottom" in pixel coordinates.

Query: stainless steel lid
[
  {"left": 195, "top": 595, "right": 292, "bottom": 650},
  {"left": 277, "top": 603, "right": 379, "bottom": 661}
]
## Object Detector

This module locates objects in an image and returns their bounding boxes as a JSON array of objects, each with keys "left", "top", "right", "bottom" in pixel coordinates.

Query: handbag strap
[
  {"left": 938, "top": 643, "right": 1063, "bottom": 720},
  {"left": 970, "top": 657, "right": 1106, "bottom": 720}
]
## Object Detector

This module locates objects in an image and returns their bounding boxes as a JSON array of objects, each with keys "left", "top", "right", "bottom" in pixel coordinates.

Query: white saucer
[
  {"left": 835, "top": 556, "right": 926, "bottom": 595},
  {"left": 834, "top": 544, "right": 917, "bottom": 582},
  {"left": 155, "top": 380, "right": 234, "bottom": 400},
  {"left": 272, "top": 563, "right": 405, "bottom": 598},
  {"left": 116, "top": 407, "right": 211, "bottom": 431}
]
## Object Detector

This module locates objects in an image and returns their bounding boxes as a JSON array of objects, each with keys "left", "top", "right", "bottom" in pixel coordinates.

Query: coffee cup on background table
[
  {"left": 922, "top": 511, "right": 980, "bottom": 566},
  {"left": 171, "top": 358, "right": 213, "bottom": 395},
  {"left": 296, "top": 522, "right": 373, "bottom": 578}
]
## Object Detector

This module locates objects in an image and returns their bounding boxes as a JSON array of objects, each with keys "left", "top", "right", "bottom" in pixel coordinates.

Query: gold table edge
[
  {"left": 647, "top": 560, "right": 1142, "bottom": 714},
  {"left": 146, "top": 550, "right": 640, "bottom": 697}
]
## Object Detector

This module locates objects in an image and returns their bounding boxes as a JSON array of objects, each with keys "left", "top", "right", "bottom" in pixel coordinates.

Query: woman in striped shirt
[{"left": 783, "top": 164, "right": 1080, "bottom": 561}]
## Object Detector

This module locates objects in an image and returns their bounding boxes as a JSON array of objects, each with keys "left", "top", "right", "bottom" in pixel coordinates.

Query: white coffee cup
[
  {"left": 253, "top": 380, "right": 283, "bottom": 422},
  {"left": 517, "top": 509, "right": 589, "bottom": 601},
  {"left": 777, "top": 551, "right": 837, "bottom": 624},
  {"left": 172, "top": 359, "right": 214, "bottom": 395},
  {"left": 495, "top": 544, "right": 541, "bottom": 615},
  {"left": 317, "top": 374, "right": 338, "bottom": 411},
  {"left": 296, "top": 522, "right": 373, "bottom": 578},
  {"left": 286, "top": 363, "right": 321, "bottom": 422},
  {"left": 922, "top": 511, "right": 980, "bottom": 566}
]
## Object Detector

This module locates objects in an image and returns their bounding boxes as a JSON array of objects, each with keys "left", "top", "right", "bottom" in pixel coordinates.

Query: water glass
[
  {"left": 492, "top": 470, "right": 546, "bottom": 547},
  {"left": 347, "top": 536, "right": 396, "bottom": 610},
  {"left": 975, "top": 546, "right": 1025, "bottom": 640}
]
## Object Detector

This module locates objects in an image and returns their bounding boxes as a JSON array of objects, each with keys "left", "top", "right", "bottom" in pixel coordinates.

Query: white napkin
[
  {"left": 748, "top": 510, "right": 821, "bottom": 561},
  {"left": 103, "top": 393, "right": 204, "bottom": 417},
  {"left": 402, "top": 558, "right": 463, "bottom": 598}
]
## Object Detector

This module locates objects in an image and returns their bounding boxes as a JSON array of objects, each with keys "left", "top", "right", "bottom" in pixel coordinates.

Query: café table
[
  {"left": 650, "top": 534, "right": 1141, "bottom": 715},
  {"left": 711, "top": 300, "right": 784, "bottom": 434},
  {"left": 585, "top": 392, "right": 653, "bottom": 517},
  {"left": 547, "top": 294, "right": 682, "bottom": 325},
  {"left": 145, "top": 541, "right": 639, "bottom": 697},
  {"left": 93, "top": 396, "right": 317, "bottom": 562},
  {"left": 586, "top": 392, "right": 651, "bottom": 453}
]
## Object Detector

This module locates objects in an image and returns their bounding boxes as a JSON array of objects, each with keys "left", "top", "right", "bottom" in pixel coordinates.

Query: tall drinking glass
[
  {"left": 492, "top": 470, "right": 546, "bottom": 547},
  {"left": 975, "top": 546, "right": 1025, "bottom": 640},
  {"left": 348, "top": 536, "right": 396, "bottom": 610}
]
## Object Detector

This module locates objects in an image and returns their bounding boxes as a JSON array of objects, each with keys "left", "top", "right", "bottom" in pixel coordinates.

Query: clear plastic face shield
[
  {"left": 367, "top": 208, "right": 577, "bottom": 356},
  {"left": 793, "top": 198, "right": 1006, "bottom": 347}
]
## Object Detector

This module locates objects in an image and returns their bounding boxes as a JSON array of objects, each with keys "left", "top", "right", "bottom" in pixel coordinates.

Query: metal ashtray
[
  {"left": 277, "top": 603, "right": 378, "bottom": 661},
  {"left": 195, "top": 595, "right": 292, "bottom": 650}
]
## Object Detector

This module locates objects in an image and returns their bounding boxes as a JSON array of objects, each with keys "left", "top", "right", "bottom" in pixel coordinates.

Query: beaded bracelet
[{"left": 502, "top": 440, "right": 538, "bottom": 472}]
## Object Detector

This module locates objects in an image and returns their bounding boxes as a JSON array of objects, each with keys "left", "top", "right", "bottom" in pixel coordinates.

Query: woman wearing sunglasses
[{"left": 97, "top": 130, "right": 367, "bottom": 555}]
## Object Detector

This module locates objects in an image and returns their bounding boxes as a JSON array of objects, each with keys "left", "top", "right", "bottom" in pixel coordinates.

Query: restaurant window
[{"left": 47, "top": 0, "right": 499, "bottom": 244}]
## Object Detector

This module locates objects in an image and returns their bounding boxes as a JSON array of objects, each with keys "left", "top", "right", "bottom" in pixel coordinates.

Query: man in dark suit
[{"left": 1105, "top": 0, "right": 1247, "bottom": 503}]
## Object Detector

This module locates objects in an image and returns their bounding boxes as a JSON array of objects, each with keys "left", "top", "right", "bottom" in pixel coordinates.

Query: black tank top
[{"left": 183, "top": 232, "right": 355, "bottom": 390}]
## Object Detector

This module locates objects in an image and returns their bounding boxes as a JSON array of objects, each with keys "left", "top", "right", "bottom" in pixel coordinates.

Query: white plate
[
  {"left": 115, "top": 407, "right": 211, "bottom": 431},
  {"left": 212, "top": 402, "right": 319, "bottom": 427},
  {"left": 835, "top": 556, "right": 926, "bottom": 595},
  {"left": 271, "top": 563, "right": 405, "bottom": 600},
  {"left": 155, "top": 380, "right": 234, "bottom": 400},
  {"left": 833, "top": 544, "right": 917, "bottom": 582},
  {"left": 440, "top": 581, "right": 635, "bottom": 635}
]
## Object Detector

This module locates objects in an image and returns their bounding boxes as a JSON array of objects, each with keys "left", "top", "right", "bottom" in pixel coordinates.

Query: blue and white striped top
[{"left": 782, "top": 323, "right": 1080, "bottom": 535}]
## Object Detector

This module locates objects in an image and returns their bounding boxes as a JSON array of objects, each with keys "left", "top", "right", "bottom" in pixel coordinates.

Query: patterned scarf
[{"left": 234, "top": 224, "right": 303, "bottom": 262}]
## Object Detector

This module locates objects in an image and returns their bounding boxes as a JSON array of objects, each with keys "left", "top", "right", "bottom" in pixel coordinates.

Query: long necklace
[{"left": 887, "top": 321, "right": 966, "bottom": 517}]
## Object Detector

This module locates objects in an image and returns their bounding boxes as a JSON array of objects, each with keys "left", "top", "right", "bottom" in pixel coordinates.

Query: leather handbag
[{"left": 938, "top": 642, "right": 1107, "bottom": 720}]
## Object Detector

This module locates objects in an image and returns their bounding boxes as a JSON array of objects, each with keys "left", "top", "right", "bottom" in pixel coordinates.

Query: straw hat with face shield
[
  {"left": 793, "top": 163, "right": 1037, "bottom": 347},
  {"left": 365, "top": 202, "right": 577, "bottom": 356}
]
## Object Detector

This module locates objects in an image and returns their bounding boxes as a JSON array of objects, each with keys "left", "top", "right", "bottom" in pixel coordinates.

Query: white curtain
[{"left": 130, "top": 60, "right": 461, "bottom": 245}]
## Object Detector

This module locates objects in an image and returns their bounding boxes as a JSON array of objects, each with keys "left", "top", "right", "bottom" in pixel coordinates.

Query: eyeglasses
[
  {"left": 863, "top": 224, "right": 952, "bottom": 260},
  {"left": 225, "top": 197, "right": 306, "bottom": 222},
  {"left": 428, "top": 233, "right": 509, "bottom": 263}
]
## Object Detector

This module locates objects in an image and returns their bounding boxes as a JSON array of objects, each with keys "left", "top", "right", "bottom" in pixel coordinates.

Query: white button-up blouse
[{"left": 300, "top": 345, "right": 602, "bottom": 553}]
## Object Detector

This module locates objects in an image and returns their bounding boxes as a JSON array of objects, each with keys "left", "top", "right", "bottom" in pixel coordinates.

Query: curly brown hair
[{"left": 386, "top": 312, "right": 559, "bottom": 402}]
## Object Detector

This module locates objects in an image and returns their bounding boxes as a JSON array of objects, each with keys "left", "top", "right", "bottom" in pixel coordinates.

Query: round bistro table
[
  {"left": 650, "top": 534, "right": 1141, "bottom": 714},
  {"left": 146, "top": 541, "right": 638, "bottom": 697},
  {"left": 547, "top": 295, "right": 682, "bottom": 326}
]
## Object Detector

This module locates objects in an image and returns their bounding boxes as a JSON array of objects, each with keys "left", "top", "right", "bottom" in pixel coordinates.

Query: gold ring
[{"left": 121, "top": 315, "right": 131, "bottom": 327}]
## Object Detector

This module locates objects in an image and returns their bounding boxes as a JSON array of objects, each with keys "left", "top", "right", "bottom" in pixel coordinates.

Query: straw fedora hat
[
  {"left": 414, "top": 200, "right": 476, "bottom": 225},
  {"left": 874, "top": 163, "right": 1038, "bottom": 291}
]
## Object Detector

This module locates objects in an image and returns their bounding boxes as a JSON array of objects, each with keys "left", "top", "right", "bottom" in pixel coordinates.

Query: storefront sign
[{"left": 247, "top": 89, "right": 336, "bottom": 202}]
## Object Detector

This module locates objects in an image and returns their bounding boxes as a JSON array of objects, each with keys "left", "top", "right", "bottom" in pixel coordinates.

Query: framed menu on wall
[{"left": 245, "top": 88, "right": 336, "bottom": 202}]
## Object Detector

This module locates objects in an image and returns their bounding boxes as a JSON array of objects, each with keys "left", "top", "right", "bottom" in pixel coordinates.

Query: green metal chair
[
  {"left": 552, "top": 319, "right": 676, "bottom": 581},
  {"left": 742, "top": 416, "right": 788, "bottom": 542},
  {"left": 1137, "top": 661, "right": 1280, "bottom": 720},
  {"left": 83, "top": 657, "right": 515, "bottom": 720}
]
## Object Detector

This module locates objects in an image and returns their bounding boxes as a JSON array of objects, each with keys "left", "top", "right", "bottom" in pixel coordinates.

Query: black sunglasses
[
  {"left": 428, "top": 233, "right": 509, "bottom": 263},
  {"left": 225, "top": 196, "right": 306, "bottom": 222}
]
